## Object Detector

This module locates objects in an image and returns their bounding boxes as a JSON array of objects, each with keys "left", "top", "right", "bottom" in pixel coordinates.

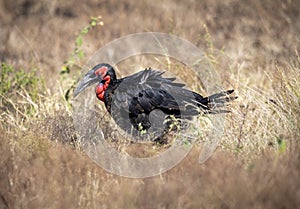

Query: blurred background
[{"left": 1, "top": 0, "right": 299, "bottom": 71}]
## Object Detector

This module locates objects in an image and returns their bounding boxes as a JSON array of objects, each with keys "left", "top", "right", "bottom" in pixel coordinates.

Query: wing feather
[{"left": 111, "top": 69, "right": 200, "bottom": 117}]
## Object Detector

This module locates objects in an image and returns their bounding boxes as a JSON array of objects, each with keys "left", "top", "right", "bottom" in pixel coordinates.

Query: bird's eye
[{"left": 95, "top": 66, "right": 108, "bottom": 77}]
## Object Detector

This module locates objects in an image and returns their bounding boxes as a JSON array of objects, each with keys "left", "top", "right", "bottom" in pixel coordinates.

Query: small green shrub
[
  {"left": 0, "top": 63, "right": 43, "bottom": 127},
  {"left": 61, "top": 16, "right": 104, "bottom": 75},
  {"left": 60, "top": 16, "right": 104, "bottom": 102},
  {"left": 0, "top": 63, "right": 41, "bottom": 101}
]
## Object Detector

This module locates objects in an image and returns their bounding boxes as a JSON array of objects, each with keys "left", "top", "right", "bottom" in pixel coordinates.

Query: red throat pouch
[{"left": 95, "top": 83, "right": 105, "bottom": 101}]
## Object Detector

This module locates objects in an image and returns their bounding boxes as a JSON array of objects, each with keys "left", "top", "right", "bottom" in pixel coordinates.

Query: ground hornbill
[{"left": 74, "top": 63, "right": 236, "bottom": 143}]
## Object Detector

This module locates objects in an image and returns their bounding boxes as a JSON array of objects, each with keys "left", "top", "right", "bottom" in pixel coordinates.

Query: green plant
[
  {"left": 0, "top": 63, "right": 41, "bottom": 102},
  {"left": 0, "top": 63, "right": 13, "bottom": 95},
  {"left": 1, "top": 63, "right": 38, "bottom": 97},
  {"left": 0, "top": 63, "right": 44, "bottom": 129},
  {"left": 60, "top": 16, "right": 104, "bottom": 102},
  {"left": 61, "top": 16, "right": 104, "bottom": 74}
]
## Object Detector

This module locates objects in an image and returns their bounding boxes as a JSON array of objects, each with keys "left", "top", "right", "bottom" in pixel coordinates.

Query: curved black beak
[{"left": 74, "top": 70, "right": 102, "bottom": 97}]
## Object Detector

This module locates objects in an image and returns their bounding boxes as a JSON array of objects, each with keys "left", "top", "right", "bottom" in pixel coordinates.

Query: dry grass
[{"left": 1, "top": 0, "right": 300, "bottom": 208}]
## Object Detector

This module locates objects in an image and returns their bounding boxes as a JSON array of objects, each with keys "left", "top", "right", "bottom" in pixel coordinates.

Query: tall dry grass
[{"left": 1, "top": 0, "right": 300, "bottom": 208}]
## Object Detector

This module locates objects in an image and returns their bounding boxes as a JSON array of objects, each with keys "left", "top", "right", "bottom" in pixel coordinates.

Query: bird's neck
[{"left": 95, "top": 77, "right": 120, "bottom": 102}]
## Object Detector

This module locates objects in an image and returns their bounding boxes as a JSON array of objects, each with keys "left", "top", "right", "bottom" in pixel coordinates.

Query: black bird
[{"left": 74, "top": 63, "right": 236, "bottom": 142}]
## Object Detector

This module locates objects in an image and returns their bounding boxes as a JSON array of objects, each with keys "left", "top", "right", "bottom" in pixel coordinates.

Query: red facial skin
[{"left": 95, "top": 66, "right": 111, "bottom": 102}]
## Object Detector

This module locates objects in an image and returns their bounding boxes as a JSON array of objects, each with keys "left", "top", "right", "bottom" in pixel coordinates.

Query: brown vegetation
[{"left": 0, "top": 0, "right": 299, "bottom": 208}]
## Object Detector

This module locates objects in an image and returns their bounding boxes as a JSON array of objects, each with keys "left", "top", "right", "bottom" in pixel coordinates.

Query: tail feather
[{"left": 195, "top": 89, "right": 237, "bottom": 113}]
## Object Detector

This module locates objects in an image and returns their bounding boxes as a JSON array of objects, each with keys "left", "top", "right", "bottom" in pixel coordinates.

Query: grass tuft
[{"left": 1, "top": 1, "right": 300, "bottom": 208}]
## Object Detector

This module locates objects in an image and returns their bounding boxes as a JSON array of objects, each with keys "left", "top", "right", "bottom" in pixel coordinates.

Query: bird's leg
[{"left": 153, "top": 115, "right": 181, "bottom": 145}]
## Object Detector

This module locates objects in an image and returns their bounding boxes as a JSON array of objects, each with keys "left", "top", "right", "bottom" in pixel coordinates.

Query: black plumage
[{"left": 74, "top": 63, "right": 236, "bottom": 142}]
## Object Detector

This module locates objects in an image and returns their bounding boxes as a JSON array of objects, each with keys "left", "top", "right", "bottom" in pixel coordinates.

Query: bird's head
[{"left": 74, "top": 63, "right": 116, "bottom": 101}]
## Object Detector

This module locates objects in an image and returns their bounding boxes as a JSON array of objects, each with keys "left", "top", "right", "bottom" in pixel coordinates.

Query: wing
[{"left": 111, "top": 68, "right": 201, "bottom": 117}]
